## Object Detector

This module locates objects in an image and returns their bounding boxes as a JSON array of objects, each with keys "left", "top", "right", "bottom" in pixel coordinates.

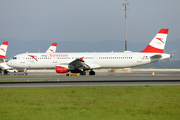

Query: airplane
[
  {"left": 7, "top": 29, "right": 171, "bottom": 75},
  {"left": 0, "top": 42, "right": 57, "bottom": 75},
  {"left": 0, "top": 41, "right": 13, "bottom": 74}
]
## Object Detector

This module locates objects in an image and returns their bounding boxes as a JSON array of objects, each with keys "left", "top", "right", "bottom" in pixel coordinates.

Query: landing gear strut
[
  {"left": 24, "top": 68, "right": 27, "bottom": 75},
  {"left": 4, "top": 70, "right": 8, "bottom": 75},
  {"left": 80, "top": 71, "right": 86, "bottom": 75}
]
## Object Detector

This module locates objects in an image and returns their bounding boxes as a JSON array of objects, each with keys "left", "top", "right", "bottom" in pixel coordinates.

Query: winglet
[
  {"left": 140, "top": 29, "right": 169, "bottom": 53},
  {"left": 0, "top": 41, "right": 8, "bottom": 59},
  {"left": 80, "top": 57, "right": 84, "bottom": 61}
]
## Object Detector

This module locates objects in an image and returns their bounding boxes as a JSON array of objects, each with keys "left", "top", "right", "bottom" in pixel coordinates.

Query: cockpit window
[{"left": 13, "top": 57, "right": 17, "bottom": 60}]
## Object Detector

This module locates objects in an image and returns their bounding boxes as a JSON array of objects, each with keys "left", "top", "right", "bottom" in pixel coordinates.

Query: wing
[
  {"left": 59, "top": 57, "right": 101, "bottom": 70},
  {"left": 69, "top": 58, "right": 90, "bottom": 70}
]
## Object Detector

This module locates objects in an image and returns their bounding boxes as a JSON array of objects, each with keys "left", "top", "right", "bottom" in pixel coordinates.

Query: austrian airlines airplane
[{"left": 7, "top": 29, "right": 171, "bottom": 75}]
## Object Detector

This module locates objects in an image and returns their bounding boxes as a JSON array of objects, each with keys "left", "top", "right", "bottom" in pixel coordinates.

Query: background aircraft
[
  {"left": 0, "top": 42, "right": 57, "bottom": 75},
  {"left": 0, "top": 41, "right": 12, "bottom": 74},
  {"left": 46, "top": 43, "right": 57, "bottom": 53}
]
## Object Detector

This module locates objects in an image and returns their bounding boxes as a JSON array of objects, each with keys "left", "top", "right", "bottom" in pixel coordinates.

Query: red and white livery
[
  {"left": 0, "top": 41, "right": 8, "bottom": 59},
  {"left": 141, "top": 29, "right": 168, "bottom": 53},
  {"left": 0, "top": 41, "right": 13, "bottom": 74},
  {"left": 7, "top": 29, "right": 171, "bottom": 75},
  {"left": 46, "top": 43, "right": 57, "bottom": 53}
]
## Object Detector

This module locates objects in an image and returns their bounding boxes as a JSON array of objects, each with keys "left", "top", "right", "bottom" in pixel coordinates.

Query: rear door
[{"left": 137, "top": 54, "right": 142, "bottom": 63}]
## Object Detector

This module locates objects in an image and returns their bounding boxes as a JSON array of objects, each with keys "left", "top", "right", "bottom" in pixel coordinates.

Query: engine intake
[{"left": 56, "top": 65, "right": 68, "bottom": 73}]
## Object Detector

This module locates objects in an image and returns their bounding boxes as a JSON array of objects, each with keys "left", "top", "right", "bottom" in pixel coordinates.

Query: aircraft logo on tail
[
  {"left": 0, "top": 48, "right": 5, "bottom": 52},
  {"left": 49, "top": 49, "right": 54, "bottom": 53},
  {"left": 156, "top": 38, "right": 164, "bottom": 43},
  {"left": 140, "top": 29, "right": 169, "bottom": 53}
]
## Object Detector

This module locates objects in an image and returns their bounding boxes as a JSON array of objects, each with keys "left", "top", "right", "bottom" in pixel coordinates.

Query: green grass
[{"left": 0, "top": 86, "right": 180, "bottom": 120}]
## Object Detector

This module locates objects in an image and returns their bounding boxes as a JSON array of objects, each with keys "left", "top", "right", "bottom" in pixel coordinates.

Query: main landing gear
[
  {"left": 0, "top": 68, "right": 8, "bottom": 75},
  {"left": 89, "top": 70, "right": 95, "bottom": 75},
  {"left": 79, "top": 70, "right": 95, "bottom": 75},
  {"left": 80, "top": 71, "right": 86, "bottom": 75},
  {"left": 4, "top": 70, "right": 8, "bottom": 75}
]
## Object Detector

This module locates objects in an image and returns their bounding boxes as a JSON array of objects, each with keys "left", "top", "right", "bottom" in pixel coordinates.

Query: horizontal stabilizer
[
  {"left": 0, "top": 58, "right": 4, "bottom": 63},
  {"left": 150, "top": 54, "right": 162, "bottom": 59}
]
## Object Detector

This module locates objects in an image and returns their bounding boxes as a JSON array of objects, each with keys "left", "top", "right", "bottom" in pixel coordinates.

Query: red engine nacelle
[{"left": 56, "top": 65, "right": 68, "bottom": 73}]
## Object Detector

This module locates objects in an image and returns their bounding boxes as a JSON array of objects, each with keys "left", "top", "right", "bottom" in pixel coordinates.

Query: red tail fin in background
[{"left": 0, "top": 41, "right": 8, "bottom": 59}]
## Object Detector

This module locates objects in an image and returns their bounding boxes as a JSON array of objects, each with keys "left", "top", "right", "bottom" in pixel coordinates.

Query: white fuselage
[{"left": 7, "top": 52, "right": 171, "bottom": 69}]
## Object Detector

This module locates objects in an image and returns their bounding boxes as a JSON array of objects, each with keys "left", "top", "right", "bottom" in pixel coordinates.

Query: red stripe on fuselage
[{"left": 140, "top": 45, "right": 163, "bottom": 53}]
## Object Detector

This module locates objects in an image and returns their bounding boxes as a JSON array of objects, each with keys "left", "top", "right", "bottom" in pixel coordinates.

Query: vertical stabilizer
[
  {"left": 46, "top": 43, "right": 57, "bottom": 53},
  {"left": 141, "top": 29, "right": 169, "bottom": 53},
  {"left": 0, "top": 41, "right": 8, "bottom": 59}
]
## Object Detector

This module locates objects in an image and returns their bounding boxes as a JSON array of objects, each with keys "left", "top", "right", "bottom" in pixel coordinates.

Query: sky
[{"left": 0, "top": 0, "right": 180, "bottom": 43}]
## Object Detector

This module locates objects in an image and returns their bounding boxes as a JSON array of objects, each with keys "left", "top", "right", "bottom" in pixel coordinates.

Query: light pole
[{"left": 122, "top": 0, "right": 129, "bottom": 51}]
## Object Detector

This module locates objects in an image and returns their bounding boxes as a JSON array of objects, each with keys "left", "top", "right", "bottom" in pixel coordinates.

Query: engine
[
  {"left": 56, "top": 65, "right": 69, "bottom": 73},
  {"left": 56, "top": 65, "right": 83, "bottom": 73}
]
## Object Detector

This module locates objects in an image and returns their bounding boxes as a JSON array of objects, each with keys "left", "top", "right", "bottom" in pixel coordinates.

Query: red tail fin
[{"left": 141, "top": 29, "right": 169, "bottom": 53}]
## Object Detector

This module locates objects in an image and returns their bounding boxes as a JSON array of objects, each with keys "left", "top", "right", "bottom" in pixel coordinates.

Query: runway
[
  {"left": 0, "top": 76, "right": 180, "bottom": 88},
  {"left": 1, "top": 69, "right": 180, "bottom": 88},
  {"left": 0, "top": 76, "right": 180, "bottom": 81}
]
